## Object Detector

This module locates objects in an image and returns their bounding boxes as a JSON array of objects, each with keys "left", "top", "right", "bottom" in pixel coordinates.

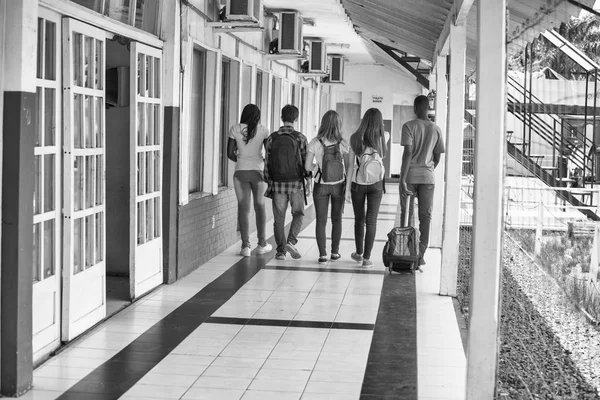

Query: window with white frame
[
  {"left": 241, "top": 64, "right": 252, "bottom": 107},
  {"left": 188, "top": 49, "right": 206, "bottom": 194},
  {"left": 219, "top": 58, "right": 232, "bottom": 187},
  {"left": 271, "top": 76, "right": 282, "bottom": 132},
  {"left": 33, "top": 16, "right": 61, "bottom": 284},
  {"left": 69, "top": 0, "right": 161, "bottom": 35}
]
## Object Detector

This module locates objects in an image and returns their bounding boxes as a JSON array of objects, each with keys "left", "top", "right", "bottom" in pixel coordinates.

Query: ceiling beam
[
  {"left": 373, "top": 41, "right": 430, "bottom": 89},
  {"left": 433, "top": 0, "right": 475, "bottom": 62}
]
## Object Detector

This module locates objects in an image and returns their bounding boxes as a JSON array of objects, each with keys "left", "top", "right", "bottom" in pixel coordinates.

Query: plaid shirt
[{"left": 264, "top": 125, "right": 308, "bottom": 198}]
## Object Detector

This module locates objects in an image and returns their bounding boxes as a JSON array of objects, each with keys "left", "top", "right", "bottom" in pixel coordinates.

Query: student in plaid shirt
[{"left": 264, "top": 105, "right": 310, "bottom": 260}]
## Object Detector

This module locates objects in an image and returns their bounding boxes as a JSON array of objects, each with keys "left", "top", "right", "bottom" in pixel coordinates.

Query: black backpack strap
[
  {"left": 268, "top": 132, "right": 279, "bottom": 178},
  {"left": 294, "top": 131, "right": 308, "bottom": 205}
]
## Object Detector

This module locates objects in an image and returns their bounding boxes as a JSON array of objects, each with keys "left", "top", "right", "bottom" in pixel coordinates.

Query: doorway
[
  {"left": 33, "top": 15, "right": 165, "bottom": 357},
  {"left": 105, "top": 37, "right": 133, "bottom": 317}
]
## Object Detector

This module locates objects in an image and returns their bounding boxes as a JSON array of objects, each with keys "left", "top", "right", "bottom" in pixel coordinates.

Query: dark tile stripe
[
  {"left": 57, "top": 207, "right": 315, "bottom": 399},
  {"left": 263, "top": 265, "right": 385, "bottom": 275},
  {"left": 360, "top": 273, "right": 418, "bottom": 400},
  {"left": 204, "top": 316, "right": 374, "bottom": 330}
]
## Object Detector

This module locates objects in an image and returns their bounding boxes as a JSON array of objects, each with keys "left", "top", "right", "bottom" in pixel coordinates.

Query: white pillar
[
  {"left": 440, "top": 23, "right": 466, "bottom": 296},
  {"left": 430, "top": 55, "right": 448, "bottom": 249},
  {"left": 466, "top": 1, "right": 506, "bottom": 398}
]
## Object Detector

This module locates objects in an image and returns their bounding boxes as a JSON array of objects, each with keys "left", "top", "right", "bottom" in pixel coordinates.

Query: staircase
[
  {"left": 506, "top": 75, "right": 596, "bottom": 186},
  {"left": 464, "top": 83, "right": 600, "bottom": 221}
]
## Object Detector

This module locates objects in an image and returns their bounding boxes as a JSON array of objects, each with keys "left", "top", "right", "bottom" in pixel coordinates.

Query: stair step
[
  {"left": 542, "top": 166, "right": 559, "bottom": 170},
  {"left": 528, "top": 154, "right": 545, "bottom": 159}
]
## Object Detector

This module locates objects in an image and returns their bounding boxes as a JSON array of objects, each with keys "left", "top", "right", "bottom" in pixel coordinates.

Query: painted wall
[
  {"left": 176, "top": 0, "right": 323, "bottom": 277},
  {"left": 330, "top": 64, "right": 425, "bottom": 175}
]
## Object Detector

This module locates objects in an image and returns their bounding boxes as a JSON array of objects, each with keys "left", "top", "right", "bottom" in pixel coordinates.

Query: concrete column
[
  {"left": 466, "top": 1, "right": 506, "bottom": 398},
  {"left": 162, "top": 0, "right": 181, "bottom": 284},
  {"left": 1, "top": 0, "right": 37, "bottom": 395},
  {"left": 430, "top": 55, "right": 448, "bottom": 249},
  {"left": 440, "top": 23, "right": 466, "bottom": 296}
]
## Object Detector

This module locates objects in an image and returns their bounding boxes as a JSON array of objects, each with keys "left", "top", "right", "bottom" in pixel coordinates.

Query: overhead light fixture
[{"left": 327, "top": 43, "right": 350, "bottom": 49}]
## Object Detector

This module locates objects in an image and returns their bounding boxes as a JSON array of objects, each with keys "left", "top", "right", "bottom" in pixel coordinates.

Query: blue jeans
[
  {"left": 350, "top": 181, "right": 384, "bottom": 260},
  {"left": 272, "top": 190, "right": 305, "bottom": 254},
  {"left": 233, "top": 173, "right": 268, "bottom": 248},
  {"left": 313, "top": 183, "right": 345, "bottom": 257},
  {"left": 400, "top": 184, "right": 435, "bottom": 257}
]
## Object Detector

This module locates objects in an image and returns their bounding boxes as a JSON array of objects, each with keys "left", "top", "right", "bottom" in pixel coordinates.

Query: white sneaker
[
  {"left": 256, "top": 243, "right": 273, "bottom": 255},
  {"left": 240, "top": 247, "right": 251, "bottom": 257}
]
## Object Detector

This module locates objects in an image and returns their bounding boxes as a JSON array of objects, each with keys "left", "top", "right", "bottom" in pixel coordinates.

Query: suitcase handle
[{"left": 403, "top": 195, "right": 411, "bottom": 228}]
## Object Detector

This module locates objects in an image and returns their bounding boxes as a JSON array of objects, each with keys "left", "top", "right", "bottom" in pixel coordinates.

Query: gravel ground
[{"left": 457, "top": 228, "right": 600, "bottom": 399}]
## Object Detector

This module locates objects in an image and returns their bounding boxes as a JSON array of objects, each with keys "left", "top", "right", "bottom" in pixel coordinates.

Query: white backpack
[{"left": 355, "top": 150, "right": 384, "bottom": 185}]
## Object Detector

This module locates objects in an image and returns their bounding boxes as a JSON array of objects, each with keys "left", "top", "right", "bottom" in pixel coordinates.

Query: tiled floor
[{"left": 23, "top": 187, "right": 466, "bottom": 400}]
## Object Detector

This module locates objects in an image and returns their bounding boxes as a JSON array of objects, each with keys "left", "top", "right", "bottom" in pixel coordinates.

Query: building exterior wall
[{"left": 175, "top": 0, "right": 323, "bottom": 278}]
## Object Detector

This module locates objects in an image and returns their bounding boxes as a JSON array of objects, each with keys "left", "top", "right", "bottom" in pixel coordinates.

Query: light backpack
[
  {"left": 317, "top": 139, "right": 344, "bottom": 183},
  {"left": 270, "top": 131, "right": 303, "bottom": 182},
  {"left": 355, "top": 150, "right": 384, "bottom": 185}
]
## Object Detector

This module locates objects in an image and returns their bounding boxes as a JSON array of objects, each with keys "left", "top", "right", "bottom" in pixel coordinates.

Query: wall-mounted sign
[{"left": 372, "top": 95, "right": 383, "bottom": 103}]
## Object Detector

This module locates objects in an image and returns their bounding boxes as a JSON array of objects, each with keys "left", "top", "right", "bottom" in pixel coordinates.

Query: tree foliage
[{"left": 508, "top": 12, "right": 600, "bottom": 80}]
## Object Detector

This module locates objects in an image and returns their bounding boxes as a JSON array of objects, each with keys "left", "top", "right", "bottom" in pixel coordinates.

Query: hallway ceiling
[
  {"left": 262, "top": 0, "right": 376, "bottom": 65},
  {"left": 262, "top": 0, "right": 596, "bottom": 79}
]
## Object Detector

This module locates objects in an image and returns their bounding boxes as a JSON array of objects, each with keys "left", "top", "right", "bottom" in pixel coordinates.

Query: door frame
[{"left": 61, "top": 17, "right": 107, "bottom": 341}]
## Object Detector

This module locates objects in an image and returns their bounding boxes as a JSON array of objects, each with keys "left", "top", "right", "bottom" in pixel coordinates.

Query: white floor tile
[
  {"left": 248, "top": 378, "right": 307, "bottom": 392},
  {"left": 242, "top": 390, "right": 302, "bottom": 400},
  {"left": 201, "top": 365, "right": 260, "bottom": 379},
  {"left": 181, "top": 387, "right": 245, "bottom": 400},
  {"left": 123, "top": 384, "right": 189, "bottom": 399},
  {"left": 192, "top": 376, "right": 253, "bottom": 390}
]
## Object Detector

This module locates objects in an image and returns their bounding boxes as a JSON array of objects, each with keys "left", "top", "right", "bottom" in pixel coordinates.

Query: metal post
[
  {"left": 553, "top": 120, "right": 557, "bottom": 172},
  {"left": 535, "top": 202, "right": 543, "bottom": 256},
  {"left": 523, "top": 45, "right": 528, "bottom": 151},
  {"left": 585, "top": 71, "right": 590, "bottom": 186},
  {"left": 440, "top": 23, "right": 467, "bottom": 297},
  {"left": 528, "top": 41, "right": 534, "bottom": 157},
  {"left": 466, "top": 0, "right": 506, "bottom": 398},
  {"left": 560, "top": 120, "right": 565, "bottom": 180},
  {"left": 593, "top": 69, "right": 598, "bottom": 187}
]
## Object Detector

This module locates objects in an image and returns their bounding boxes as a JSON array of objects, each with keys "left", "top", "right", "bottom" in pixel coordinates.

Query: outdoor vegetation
[{"left": 458, "top": 228, "right": 600, "bottom": 399}]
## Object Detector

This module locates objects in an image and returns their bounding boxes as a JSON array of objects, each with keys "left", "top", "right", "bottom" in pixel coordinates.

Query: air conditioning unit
[
  {"left": 329, "top": 55, "right": 345, "bottom": 83},
  {"left": 225, "top": 0, "right": 262, "bottom": 23},
  {"left": 278, "top": 12, "right": 303, "bottom": 55},
  {"left": 308, "top": 40, "right": 327, "bottom": 73}
]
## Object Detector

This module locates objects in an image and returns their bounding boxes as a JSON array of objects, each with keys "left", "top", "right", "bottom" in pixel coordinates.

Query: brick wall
[
  {"left": 177, "top": 188, "right": 238, "bottom": 278},
  {"left": 177, "top": 186, "right": 277, "bottom": 278}
]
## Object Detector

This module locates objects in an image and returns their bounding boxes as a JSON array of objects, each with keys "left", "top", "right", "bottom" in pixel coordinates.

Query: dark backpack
[
  {"left": 317, "top": 139, "right": 344, "bottom": 183},
  {"left": 270, "top": 131, "right": 303, "bottom": 182}
]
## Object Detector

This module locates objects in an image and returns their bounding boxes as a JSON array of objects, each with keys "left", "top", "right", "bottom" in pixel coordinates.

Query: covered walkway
[{"left": 23, "top": 187, "right": 466, "bottom": 399}]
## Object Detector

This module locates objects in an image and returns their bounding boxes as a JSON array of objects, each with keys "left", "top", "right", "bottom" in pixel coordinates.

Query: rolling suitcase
[{"left": 382, "top": 195, "right": 421, "bottom": 274}]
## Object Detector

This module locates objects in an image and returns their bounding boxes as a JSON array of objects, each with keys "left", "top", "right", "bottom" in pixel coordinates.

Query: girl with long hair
[
  {"left": 305, "top": 110, "right": 349, "bottom": 263},
  {"left": 227, "top": 104, "right": 272, "bottom": 257},
  {"left": 345, "top": 108, "right": 389, "bottom": 267}
]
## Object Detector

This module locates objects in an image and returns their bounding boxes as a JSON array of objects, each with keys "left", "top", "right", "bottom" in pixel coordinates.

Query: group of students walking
[{"left": 227, "top": 95, "right": 445, "bottom": 268}]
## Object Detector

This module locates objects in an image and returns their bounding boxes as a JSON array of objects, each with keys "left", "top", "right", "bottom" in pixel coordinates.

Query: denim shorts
[{"left": 234, "top": 170, "right": 264, "bottom": 183}]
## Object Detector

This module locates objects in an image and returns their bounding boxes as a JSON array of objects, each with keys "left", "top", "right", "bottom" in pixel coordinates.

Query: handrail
[
  {"left": 507, "top": 75, "right": 594, "bottom": 149},
  {"left": 506, "top": 89, "right": 594, "bottom": 173}
]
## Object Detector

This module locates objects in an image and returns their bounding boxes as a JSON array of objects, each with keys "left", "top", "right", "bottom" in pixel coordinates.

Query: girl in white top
[
  {"left": 305, "top": 110, "right": 349, "bottom": 263},
  {"left": 345, "top": 108, "right": 389, "bottom": 267},
  {"left": 227, "top": 104, "right": 272, "bottom": 257}
]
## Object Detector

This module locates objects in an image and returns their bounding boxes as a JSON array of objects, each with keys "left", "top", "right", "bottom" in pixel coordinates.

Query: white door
[
  {"left": 130, "top": 42, "right": 163, "bottom": 299},
  {"left": 33, "top": 8, "right": 62, "bottom": 358},
  {"left": 61, "top": 19, "right": 106, "bottom": 341}
]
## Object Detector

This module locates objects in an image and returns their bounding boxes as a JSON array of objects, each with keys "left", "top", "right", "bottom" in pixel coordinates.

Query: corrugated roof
[{"left": 342, "top": 0, "right": 595, "bottom": 77}]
